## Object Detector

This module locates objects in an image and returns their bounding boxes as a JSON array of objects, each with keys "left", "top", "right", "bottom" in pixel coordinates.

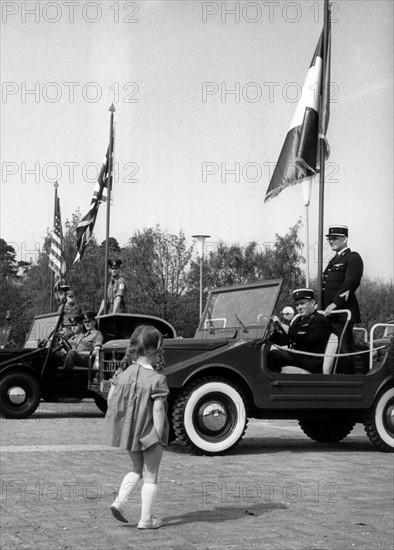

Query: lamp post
[{"left": 192, "top": 234, "right": 211, "bottom": 318}]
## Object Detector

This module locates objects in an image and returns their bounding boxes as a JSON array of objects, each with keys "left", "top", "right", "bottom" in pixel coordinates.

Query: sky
[{"left": 1, "top": 0, "right": 393, "bottom": 282}]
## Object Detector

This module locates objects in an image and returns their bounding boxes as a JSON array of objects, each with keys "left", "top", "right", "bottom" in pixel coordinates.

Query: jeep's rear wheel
[
  {"left": 364, "top": 387, "right": 394, "bottom": 452},
  {"left": 0, "top": 371, "right": 41, "bottom": 419},
  {"left": 298, "top": 417, "right": 356, "bottom": 443},
  {"left": 172, "top": 378, "right": 248, "bottom": 455}
]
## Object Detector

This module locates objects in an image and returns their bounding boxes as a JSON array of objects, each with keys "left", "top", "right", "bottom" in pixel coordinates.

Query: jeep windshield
[
  {"left": 196, "top": 279, "right": 282, "bottom": 338},
  {"left": 24, "top": 313, "right": 59, "bottom": 348}
]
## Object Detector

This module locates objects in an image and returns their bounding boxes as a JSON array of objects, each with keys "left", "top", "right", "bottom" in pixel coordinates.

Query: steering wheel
[
  {"left": 263, "top": 318, "right": 290, "bottom": 346},
  {"left": 273, "top": 319, "right": 289, "bottom": 339},
  {"left": 52, "top": 333, "right": 72, "bottom": 354}
]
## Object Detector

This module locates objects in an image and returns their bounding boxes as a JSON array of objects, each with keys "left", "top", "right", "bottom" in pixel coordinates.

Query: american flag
[
  {"left": 74, "top": 142, "right": 113, "bottom": 263},
  {"left": 49, "top": 194, "right": 66, "bottom": 300}
]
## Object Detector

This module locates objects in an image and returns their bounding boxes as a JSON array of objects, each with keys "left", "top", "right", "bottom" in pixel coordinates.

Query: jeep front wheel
[
  {"left": 172, "top": 378, "right": 248, "bottom": 455},
  {"left": 298, "top": 417, "right": 356, "bottom": 443},
  {"left": 364, "top": 387, "right": 394, "bottom": 452},
  {"left": 0, "top": 371, "right": 41, "bottom": 419}
]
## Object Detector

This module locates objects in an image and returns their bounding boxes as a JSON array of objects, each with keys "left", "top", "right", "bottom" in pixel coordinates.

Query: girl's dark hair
[{"left": 123, "top": 325, "right": 163, "bottom": 369}]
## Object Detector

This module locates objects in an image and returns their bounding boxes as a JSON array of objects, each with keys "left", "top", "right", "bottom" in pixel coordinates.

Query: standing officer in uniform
[
  {"left": 98, "top": 259, "right": 127, "bottom": 315},
  {"left": 322, "top": 225, "right": 364, "bottom": 373},
  {"left": 267, "top": 288, "right": 331, "bottom": 373}
]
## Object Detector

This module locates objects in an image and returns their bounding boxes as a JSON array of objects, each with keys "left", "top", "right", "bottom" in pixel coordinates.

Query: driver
[
  {"left": 267, "top": 289, "right": 330, "bottom": 374},
  {"left": 62, "top": 312, "right": 103, "bottom": 370}
]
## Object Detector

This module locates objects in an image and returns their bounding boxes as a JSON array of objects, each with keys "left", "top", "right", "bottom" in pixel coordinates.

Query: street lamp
[{"left": 192, "top": 234, "right": 211, "bottom": 318}]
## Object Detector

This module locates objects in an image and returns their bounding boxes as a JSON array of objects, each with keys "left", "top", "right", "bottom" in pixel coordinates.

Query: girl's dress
[{"left": 103, "top": 363, "right": 169, "bottom": 451}]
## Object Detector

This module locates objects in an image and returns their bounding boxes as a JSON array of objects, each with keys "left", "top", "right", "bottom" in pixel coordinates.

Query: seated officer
[
  {"left": 267, "top": 288, "right": 330, "bottom": 374},
  {"left": 62, "top": 311, "right": 103, "bottom": 370}
]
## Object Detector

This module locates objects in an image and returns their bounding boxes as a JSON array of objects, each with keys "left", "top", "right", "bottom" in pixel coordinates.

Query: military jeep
[
  {"left": 91, "top": 279, "right": 394, "bottom": 455},
  {"left": 0, "top": 304, "right": 175, "bottom": 419}
]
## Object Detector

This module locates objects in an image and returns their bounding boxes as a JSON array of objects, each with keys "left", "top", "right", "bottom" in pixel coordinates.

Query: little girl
[{"left": 103, "top": 324, "right": 169, "bottom": 529}]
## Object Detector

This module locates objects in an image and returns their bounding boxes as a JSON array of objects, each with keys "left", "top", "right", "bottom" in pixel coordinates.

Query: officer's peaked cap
[
  {"left": 69, "top": 313, "right": 83, "bottom": 325},
  {"left": 108, "top": 259, "right": 123, "bottom": 268},
  {"left": 326, "top": 225, "right": 348, "bottom": 238},
  {"left": 82, "top": 310, "right": 97, "bottom": 322},
  {"left": 293, "top": 288, "right": 315, "bottom": 302}
]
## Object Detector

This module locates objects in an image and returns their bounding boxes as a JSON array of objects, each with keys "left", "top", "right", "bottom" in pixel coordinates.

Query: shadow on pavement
[{"left": 162, "top": 501, "right": 287, "bottom": 526}]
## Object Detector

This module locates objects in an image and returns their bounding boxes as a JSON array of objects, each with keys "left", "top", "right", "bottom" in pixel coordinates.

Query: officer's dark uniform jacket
[
  {"left": 287, "top": 311, "right": 331, "bottom": 372},
  {"left": 322, "top": 248, "right": 363, "bottom": 322}
]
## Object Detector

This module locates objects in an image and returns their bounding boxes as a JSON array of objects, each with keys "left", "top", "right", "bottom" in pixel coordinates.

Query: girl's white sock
[{"left": 140, "top": 482, "right": 158, "bottom": 521}]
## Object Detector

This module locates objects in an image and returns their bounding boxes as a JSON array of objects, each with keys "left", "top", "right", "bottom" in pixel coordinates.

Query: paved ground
[{"left": 1, "top": 400, "right": 393, "bottom": 550}]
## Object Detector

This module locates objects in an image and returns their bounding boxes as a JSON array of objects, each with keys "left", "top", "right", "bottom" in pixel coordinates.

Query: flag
[
  {"left": 264, "top": 11, "right": 331, "bottom": 202},
  {"left": 49, "top": 194, "right": 66, "bottom": 301},
  {"left": 74, "top": 143, "right": 113, "bottom": 263}
]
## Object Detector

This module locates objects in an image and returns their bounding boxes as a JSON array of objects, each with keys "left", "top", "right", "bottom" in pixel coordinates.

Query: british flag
[{"left": 74, "top": 142, "right": 113, "bottom": 264}]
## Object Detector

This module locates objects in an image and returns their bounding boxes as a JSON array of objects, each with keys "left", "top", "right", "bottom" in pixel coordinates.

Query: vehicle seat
[
  {"left": 322, "top": 334, "right": 338, "bottom": 374},
  {"left": 281, "top": 333, "right": 338, "bottom": 375}
]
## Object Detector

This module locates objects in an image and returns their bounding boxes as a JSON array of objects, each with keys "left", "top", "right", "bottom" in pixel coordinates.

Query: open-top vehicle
[
  {"left": 0, "top": 302, "right": 176, "bottom": 418},
  {"left": 92, "top": 279, "right": 394, "bottom": 455}
]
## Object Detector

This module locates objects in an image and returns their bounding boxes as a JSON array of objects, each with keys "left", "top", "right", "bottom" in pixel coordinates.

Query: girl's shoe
[
  {"left": 110, "top": 503, "right": 128, "bottom": 523},
  {"left": 137, "top": 515, "right": 163, "bottom": 529}
]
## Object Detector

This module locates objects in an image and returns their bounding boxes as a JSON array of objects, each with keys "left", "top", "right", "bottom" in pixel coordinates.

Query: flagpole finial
[
  {"left": 54, "top": 181, "right": 59, "bottom": 189},
  {"left": 109, "top": 103, "right": 116, "bottom": 113}
]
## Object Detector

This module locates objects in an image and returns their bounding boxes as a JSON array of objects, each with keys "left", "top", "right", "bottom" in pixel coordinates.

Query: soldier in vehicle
[
  {"left": 267, "top": 288, "right": 330, "bottom": 374},
  {"left": 58, "top": 289, "right": 81, "bottom": 338},
  {"left": 62, "top": 311, "right": 103, "bottom": 370},
  {"left": 98, "top": 259, "right": 127, "bottom": 315},
  {"left": 322, "top": 225, "right": 364, "bottom": 374}
]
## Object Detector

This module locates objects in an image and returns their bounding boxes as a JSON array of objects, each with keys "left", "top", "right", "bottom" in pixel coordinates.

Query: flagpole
[
  {"left": 302, "top": 179, "right": 312, "bottom": 287},
  {"left": 50, "top": 181, "right": 59, "bottom": 312},
  {"left": 103, "top": 104, "right": 115, "bottom": 314},
  {"left": 317, "top": 0, "right": 330, "bottom": 308},
  {"left": 305, "top": 205, "right": 310, "bottom": 287}
]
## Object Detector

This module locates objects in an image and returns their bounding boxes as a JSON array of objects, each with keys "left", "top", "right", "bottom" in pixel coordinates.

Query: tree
[
  {"left": 262, "top": 221, "right": 305, "bottom": 311},
  {"left": 0, "top": 239, "right": 19, "bottom": 279},
  {"left": 122, "top": 226, "right": 195, "bottom": 332},
  {"left": 0, "top": 239, "right": 35, "bottom": 345},
  {"left": 357, "top": 277, "right": 394, "bottom": 334},
  {"left": 100, "top": 237, "right": 121, "bottom": 259}
]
